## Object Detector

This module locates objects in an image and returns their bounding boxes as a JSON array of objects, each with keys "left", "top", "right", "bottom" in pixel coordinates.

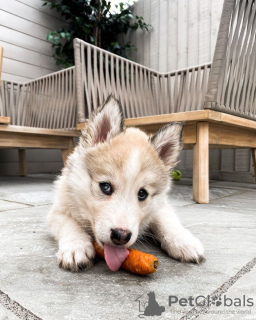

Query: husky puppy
[{"left": 48, "top": 96, "right": 204, "bottom": 271}]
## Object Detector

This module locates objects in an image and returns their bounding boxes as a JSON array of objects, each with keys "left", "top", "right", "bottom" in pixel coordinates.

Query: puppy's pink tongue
[{"left": 104, "top": 244, "right": 129, "bottom": 271}]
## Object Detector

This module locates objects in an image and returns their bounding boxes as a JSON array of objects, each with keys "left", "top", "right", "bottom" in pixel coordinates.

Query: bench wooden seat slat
[
  {"left": 0, "top": 125, "right": 79, "bottom": 170},
  {"left": 124, "top": 111, "right": 256, "bottom": 131},
  {"left": 77, "top": 110, "right": 256, "bottom": 132},
  {"left": 0, "top": 125, "right": 80, "bottom": 137}
]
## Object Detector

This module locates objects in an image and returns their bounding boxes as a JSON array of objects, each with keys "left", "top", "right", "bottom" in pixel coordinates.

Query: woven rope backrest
[
  {"left": 205, "top": 0, "right": 256, "bottom": 120},
  {"left": 74, "top": 38, "right": 157, "bottom": 122},
  {"left": 74, "top": 38, "right": 211, "bottom": 122},
  {"left": 0, "top": 67, "right": 77, "bottom": 129}
]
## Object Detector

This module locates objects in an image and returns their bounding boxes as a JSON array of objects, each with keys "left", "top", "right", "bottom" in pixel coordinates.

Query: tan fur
[{"left": 85, "top": 128, "right": 168, "bottom": 195}]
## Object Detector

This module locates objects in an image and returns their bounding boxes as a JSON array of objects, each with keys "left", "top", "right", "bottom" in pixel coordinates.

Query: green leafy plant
[{"left": 42, "top": 0, "right": 151, "bottom": 68}]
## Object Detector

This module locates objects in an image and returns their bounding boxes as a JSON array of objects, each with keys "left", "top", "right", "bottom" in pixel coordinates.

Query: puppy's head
[{"left": 69, "top": 96, "right": 183, "bottom": 248}]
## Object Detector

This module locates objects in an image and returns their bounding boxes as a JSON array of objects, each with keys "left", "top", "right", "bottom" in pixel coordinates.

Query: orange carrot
[{"left": 93, "top": 242, "right": 158, "bottom": 275}]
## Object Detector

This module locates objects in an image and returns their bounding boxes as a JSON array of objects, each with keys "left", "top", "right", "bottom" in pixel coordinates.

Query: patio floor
[{"left": 0, "top": 175, "right": 255, "bottom": 320}]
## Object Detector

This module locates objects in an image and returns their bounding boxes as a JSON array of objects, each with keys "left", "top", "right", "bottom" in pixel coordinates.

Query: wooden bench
[
  {"left": 78, "top": 109, "right": 256, "bottom": 204},
  {"left": 0, "top": 124, "right": 79, "bottom": 176},
  {"left": 0, "top": 48, "right": 78, "bottom": 176}
]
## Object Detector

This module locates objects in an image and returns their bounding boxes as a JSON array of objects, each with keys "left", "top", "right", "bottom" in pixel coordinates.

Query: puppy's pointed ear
[
  {"left": 81, "top": 95, "right": 124, "bottom": 147},
  {"left": 150, "top": 122, "right": 184, "bottom": 169}
]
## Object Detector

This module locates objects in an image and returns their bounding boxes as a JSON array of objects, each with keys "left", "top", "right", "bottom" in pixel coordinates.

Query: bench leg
[
  {"left": 19, "top": 149, "right": 27, "bottom": 177},
  {"left": 193, "top": 122, "right": 209, "bottom": 204},
  {"left": 61, "top": 138, "right": 74, "bottom": 166},
  {"left": 252, "top": 149, "right": 256, "bottom": 182}
]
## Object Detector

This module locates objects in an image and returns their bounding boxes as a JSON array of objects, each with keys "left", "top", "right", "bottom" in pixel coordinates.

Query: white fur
[
  {"left": 125, "top": 149, "right": 140, "bottom": 180},
  {"left": 48, "top": 96, "right": 204, "bottom": 271}
]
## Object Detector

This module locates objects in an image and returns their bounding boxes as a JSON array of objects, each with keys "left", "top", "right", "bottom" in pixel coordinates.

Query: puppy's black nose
[{"left": 111, "top": 228, "right": 132, "bottom": 245}]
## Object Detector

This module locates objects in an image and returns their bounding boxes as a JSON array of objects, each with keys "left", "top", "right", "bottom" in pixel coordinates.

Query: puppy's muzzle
[{"left": 111, "top": 228, "right": 132, "bottom": 245}]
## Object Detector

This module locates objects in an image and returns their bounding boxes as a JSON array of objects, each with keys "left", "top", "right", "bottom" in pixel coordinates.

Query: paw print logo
[{"left": 212, "top": 296, "right": 222, "bottom": 307}]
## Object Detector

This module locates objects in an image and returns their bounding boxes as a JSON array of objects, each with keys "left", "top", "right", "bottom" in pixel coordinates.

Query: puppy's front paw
[
  {"left": 57, "top": 240, "right": 96, "bottom": 272},
  {"left": 161, "top": 228, "right": 205, "bottom": 264}
]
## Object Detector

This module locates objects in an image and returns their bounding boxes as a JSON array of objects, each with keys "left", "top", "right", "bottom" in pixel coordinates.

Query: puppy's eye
[
  {"left": 99, "top": 182, "right": 113, "bottom": 195},
  {"left": 138, "top": 188, "right": 148, "bottom": 201}
]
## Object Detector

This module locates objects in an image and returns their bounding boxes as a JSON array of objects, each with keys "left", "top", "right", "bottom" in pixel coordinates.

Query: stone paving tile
[
  {"left": 0, "top": 303, "right": 20, "bottom": 320},
  {"left": 0, "top": 200, "right": 29, "bottom": 212},
  {"left": 169, "top": 183, "right": 242, "bottom": 207},
  {"left": 0, "top": 191, "right": 53, "bottom": 206},
  {"left": 0, "top": 180, "right": 53, "bottom": 200},
  {"left": 174, "top": 178, "right": 256, "bottom": 191},
  {"left": 209, "top": 180, "right": 256, "bottom": 191}
]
